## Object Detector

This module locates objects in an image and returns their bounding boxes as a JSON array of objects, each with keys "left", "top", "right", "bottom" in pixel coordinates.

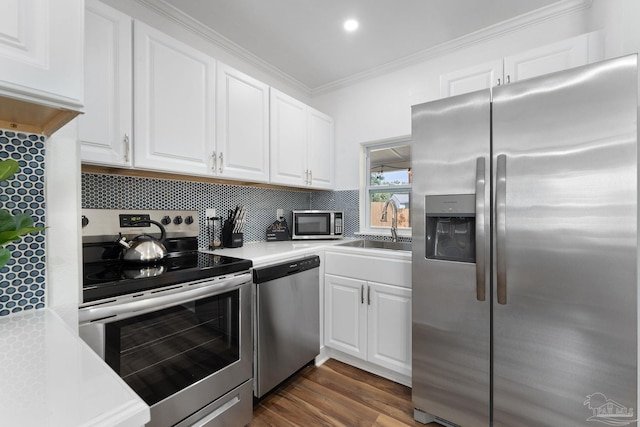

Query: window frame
[{"left": 360, "top": 136, "right": 412, "bottom": 237}]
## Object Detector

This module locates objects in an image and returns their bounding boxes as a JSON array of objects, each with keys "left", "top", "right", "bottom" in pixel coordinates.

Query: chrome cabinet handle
[
  {"left": 506, "top": 75, "right": 511, "bottom": 84},
  {"left": 309, "top": 169, "right": 313, "bottom": 185},
  {"left": 367, "top": 285, "right": 371, "bottom": 305},
  {"left": 475, "top": 157, "right": 486, "bottom": 302},
  {"left": 211, "top": 151, "right": 217, "bottom": 173},
  {"left": 497, "top": 78, "right": 501, "bottom": 86},
  {"left": 219, "top": 152, "right": 224, "bottom": 174},
  {"left": 361, "top": 284, "right": 364, "bottom": 304},
  {"left": 123, "top": 134, "right": 130, "bottom": 163},
  {"left": 496, "top": 154, "right": 507, "bottom": 305}
]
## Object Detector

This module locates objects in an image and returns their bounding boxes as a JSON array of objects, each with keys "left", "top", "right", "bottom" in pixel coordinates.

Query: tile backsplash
[
  {"left": 82, "top": 173, "right": 360, "bottom": 247},
  {"left": 0, "top": 130, "right": 47, "bottom": 317}
]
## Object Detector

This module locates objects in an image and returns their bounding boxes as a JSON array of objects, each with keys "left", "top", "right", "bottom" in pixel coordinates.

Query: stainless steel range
[{"left": 79, "top": 209, "right": 254, "bottom": 427}]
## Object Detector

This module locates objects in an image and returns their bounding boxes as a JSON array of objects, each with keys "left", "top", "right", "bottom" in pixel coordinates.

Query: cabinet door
[
  {"left": 440, "top": 60, "right": 503, "bottom": 98},
  {"left": 367, "top": 282, "right": 412, "bottom": 376},
  {"left": 134, "top": 21, "right": 216, "bottom": 176},
  {"left": 307, "top": 107, "right": 334, "bottom": 189},
  {"left": 270, "top": 88, "right": 308, "bottom": 186},
  {"left": 0, "top": 0, "right": 83, "bottom": 108},
  {"left": 79, "top": 0, "right": 132, "bottom": 167},
  {"left": 216, "top": 63, "right": 269, "bottom": 182},
  {"left": 324, "top": 274, "right": 367, "bottom": 359},
  {"left": 504, "top": 33, "right": 600, "bottom": 83}
]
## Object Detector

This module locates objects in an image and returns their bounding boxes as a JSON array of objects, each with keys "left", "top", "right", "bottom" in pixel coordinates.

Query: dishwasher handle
[{"left": 252, "top": 255, "right": 320, "bottom": 283}]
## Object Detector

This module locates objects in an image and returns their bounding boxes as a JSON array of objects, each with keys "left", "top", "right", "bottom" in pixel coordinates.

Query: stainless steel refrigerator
[{"left": 411, "top": 54, "right": 638, "bottom": 427}]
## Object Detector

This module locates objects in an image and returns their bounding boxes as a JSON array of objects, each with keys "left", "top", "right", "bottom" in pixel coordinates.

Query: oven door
[{"left": 79, "top": 275, "right": 252, "bottom": 427}]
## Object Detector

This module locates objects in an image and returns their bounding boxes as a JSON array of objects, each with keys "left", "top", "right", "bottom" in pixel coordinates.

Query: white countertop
[
  {"left": 201, "top": 240, "right": 344, "bottom": 267},
  {"left": 200, "top": 239, "right": 411, "bottom": 267},
  {"left": 0, "top": 308, "right": 149, "bottom": 427}
]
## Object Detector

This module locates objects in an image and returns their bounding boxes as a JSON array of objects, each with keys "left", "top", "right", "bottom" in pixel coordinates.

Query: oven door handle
[{"left": 79, "top": 272, "right": 252, "bottom": 323}]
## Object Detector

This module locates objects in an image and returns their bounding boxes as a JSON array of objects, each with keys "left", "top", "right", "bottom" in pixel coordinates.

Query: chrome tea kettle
[{"left": 118, "top": 219, "right": 168, "bottom": 262}]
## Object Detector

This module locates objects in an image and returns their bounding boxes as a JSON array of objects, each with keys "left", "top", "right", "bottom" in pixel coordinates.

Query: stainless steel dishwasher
[{"left": 253, "top": 255, "right": 320, "bottom": 398}]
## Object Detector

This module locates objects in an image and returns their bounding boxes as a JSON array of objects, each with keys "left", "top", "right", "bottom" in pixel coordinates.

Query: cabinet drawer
[{"left": 325, "top": 251, "right": 411, "bottom": 288}]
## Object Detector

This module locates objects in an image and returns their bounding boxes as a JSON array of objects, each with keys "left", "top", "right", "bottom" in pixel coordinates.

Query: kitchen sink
[{"left": 337, "top": 239, "right": 411, "bottom": 251}]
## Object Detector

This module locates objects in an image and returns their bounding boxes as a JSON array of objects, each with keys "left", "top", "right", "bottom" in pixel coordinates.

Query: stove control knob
[
  {"left": 161, "top": 216, "right": 171, "bottom": 225},
  {"left": 185, "top": 215, "right": 194, "bottom": 225},
  {"left": 173, "top": 215, "right": 183, "bottom": 225},
  {"left": 81, "top": 215, "right": 89, "bottom": 227}
]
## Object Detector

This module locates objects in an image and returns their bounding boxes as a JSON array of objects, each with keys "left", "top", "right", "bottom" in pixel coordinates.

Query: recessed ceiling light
[{"left": 344, "top": 19, "right": 359, "bottom": 32}]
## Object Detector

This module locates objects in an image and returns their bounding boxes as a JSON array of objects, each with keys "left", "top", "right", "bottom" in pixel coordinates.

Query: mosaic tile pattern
[
  {"left": 82, "top": 173, "right": 313, "bottom": 246},
  {"left": 0, "top": 130, "right": 47, "bottom": 317},
  {"left": 310, "top": 189, "right": 359, "bottom": 237},
  {"left": 311, "top": 189, "right": 411, "bottom": 242}
]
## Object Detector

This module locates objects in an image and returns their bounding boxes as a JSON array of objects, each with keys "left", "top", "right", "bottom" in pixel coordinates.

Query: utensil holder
[{"left": 222, "top": 219, "right": 243, "bottom": 248}]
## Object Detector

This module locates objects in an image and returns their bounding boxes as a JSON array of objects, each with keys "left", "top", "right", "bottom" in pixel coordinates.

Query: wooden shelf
[
  {"left": 81, "top": 164, "right": 320, "bottom": 192},
  {"left": 0, "top": 95, "right": 82, "bottom": 136}
]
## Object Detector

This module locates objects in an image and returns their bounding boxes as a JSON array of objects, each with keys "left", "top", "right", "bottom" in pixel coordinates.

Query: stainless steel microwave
[{"left": 291, "top": 210, "right": 343, "bottom": 240}]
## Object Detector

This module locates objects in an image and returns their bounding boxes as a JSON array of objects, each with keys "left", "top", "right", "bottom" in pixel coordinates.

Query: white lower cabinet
[
  {"left": 324, "top": 250, "right": 412, "bottom": 380},
  {"left": 325, "top": 274, "right": 412, "bottom": 377},
  {"left": 367, "top": 281, "right": 412, "bottom": 375}
]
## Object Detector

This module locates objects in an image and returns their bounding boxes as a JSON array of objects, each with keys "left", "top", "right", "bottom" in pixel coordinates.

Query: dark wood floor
[{"left": 249, "top": 359, "right": 439, "bottom": 426}]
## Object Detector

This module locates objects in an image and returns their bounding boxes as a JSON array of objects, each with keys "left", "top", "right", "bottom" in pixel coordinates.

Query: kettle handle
[{"left": 130, "top": 219, "right": 167, "bottom": 242}]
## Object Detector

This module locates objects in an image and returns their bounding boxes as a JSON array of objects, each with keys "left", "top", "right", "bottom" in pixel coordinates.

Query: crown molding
[
  {"left": 134, "top": 0, "right": 592, "bottom": 98},
  {"left": 134, "top": 0, "right": 312, "bottom": 96},
  {"left": 312, "top": 0, "right": 593, "bottom": 96}
]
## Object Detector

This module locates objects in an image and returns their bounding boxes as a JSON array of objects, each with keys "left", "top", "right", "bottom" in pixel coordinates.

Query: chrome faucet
[{"left": 381, "top": 198, "right": 399, "bottom": 242}]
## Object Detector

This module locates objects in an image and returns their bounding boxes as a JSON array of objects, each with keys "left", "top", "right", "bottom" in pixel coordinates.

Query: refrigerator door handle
[
  {"left": 475, "top": 157, "right": 486, "bottom": 301},
  {"left": 496, "top": 154, "right": 507, "bottom": 305}
]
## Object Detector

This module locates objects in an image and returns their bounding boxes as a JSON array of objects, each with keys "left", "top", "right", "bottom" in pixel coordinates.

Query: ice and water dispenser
[{"left": 425, "top": 194, "right": 475, "bottom": 263}]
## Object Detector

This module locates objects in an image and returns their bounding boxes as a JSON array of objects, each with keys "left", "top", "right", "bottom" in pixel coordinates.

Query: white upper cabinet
[
  {"left": 440, "top": 32, "right": 603, "bottom": 98},
  {"left": 134, "top": 20, "right": 216, "bottom": 176},
  {"left": 216, "top": 63, "right": 270, "bottom": 182},
  {"left": 78, "top": 3, "right": 335, "bottom": 188},
  {"left": 270, "top": 89, "right": 308, "bottom": 187},
  {"left": 79, "top": 0, "right": 132, "bottom": 167},
  {"left": 0, "top": 0, "right": 83, "bottom": 134},
  {"left": 270, "top": 88, "right": 335, "bottom": 189},
  {"left": 503, "top": 33, "right": 599, "bottom": 82},
  {"left": 439, "top": 59, "right": 503, "bottom": 98},
  {"left": 307, "top": 108, "right": 335, "bottom": 190}
]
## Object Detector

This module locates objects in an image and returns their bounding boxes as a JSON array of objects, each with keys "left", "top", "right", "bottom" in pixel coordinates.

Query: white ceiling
[{"left": 159, "top": 0, "right": 564, "bottom": 92}]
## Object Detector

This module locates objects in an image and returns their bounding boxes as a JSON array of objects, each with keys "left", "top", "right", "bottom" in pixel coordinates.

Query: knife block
[{"left": 222, "top": 219, "right": 243, "bottom": 248}]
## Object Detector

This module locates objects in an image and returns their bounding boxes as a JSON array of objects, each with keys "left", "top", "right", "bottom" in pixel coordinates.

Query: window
[{"left": 363, "top": 139, "right": 411, "bottom": 234}]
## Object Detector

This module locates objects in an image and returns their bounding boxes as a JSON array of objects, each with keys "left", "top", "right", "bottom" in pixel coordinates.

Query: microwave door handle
[
  {"left": 496, "top": 154, "right": 507, "bottom": 305},
  {"left": 475, "top": 157, "right": 486, "bottom": 302}
]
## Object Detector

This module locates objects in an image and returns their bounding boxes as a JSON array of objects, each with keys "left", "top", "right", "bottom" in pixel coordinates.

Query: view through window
[{"left": 365, "top": 140, "right": 411, "bottom": 231}]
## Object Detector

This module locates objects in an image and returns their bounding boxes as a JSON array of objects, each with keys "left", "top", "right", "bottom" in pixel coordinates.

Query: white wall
[{"left": 311, "top": 1, "right": 639, "bottom": 191}]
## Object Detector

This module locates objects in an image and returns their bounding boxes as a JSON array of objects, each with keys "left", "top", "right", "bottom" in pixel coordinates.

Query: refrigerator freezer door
[
  {"left": 492, "top": 55, "right": 638, "bottom": 427},
  {"left": 412, "top": 89, "right": 491, "bottom": 426}
]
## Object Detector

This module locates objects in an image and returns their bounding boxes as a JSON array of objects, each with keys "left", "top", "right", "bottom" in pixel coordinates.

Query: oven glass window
[
  {"left": 104, "top": 290, "right": 240, "bottom": 406},
  {"left": 296, "top": 214, "right": 329, "bottom": 234}
]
